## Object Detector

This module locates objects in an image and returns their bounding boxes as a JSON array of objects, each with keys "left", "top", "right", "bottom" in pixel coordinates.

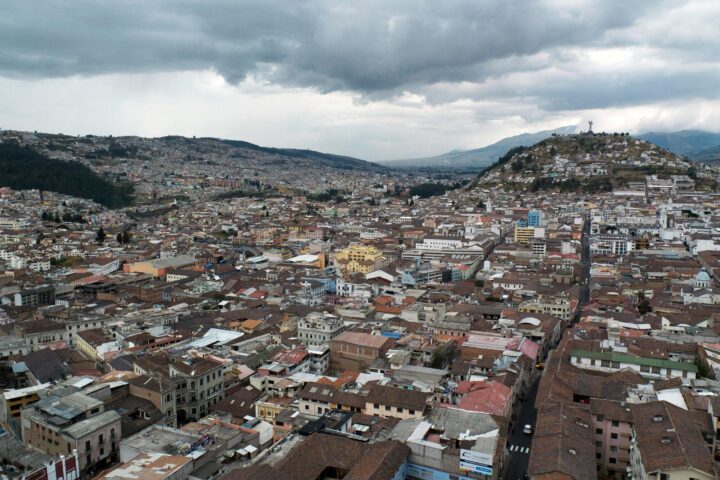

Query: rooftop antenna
[{"left": 588, "top": 120, "right": 594, "bottom": 133}]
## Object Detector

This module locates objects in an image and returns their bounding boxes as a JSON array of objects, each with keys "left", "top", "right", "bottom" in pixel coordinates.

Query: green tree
[{"left": 96, "top": 227, "right": 106, "bottom": 243}]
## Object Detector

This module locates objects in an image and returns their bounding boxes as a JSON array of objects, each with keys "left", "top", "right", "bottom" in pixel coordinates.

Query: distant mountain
[
  {"left": 638, "top": 130, "right": 720, "bottom": 161},
  {"left": 381, "top": 125, "right": 577, "bottom": 169},
  {"left": 690, "top": 145, "right": 720, "bottom": 163},
  {"left": 0, "top": 140, "right": 133, "bottom": 208}
]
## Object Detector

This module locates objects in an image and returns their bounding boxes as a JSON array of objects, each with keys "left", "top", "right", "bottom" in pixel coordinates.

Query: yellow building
[
  {"left": 335, "top": 244, "right": 384, "bottom": 274},
  {"left": 1, "top": 383, "right": 50, "bottom": 422},
  {"left": 514, "top": 226, "right": 536, "bottom": 244}
]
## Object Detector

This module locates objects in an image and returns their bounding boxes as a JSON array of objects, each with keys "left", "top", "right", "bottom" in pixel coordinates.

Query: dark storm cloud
[{"left": 0, "top": 1, "right": 660, "bottom": 90}]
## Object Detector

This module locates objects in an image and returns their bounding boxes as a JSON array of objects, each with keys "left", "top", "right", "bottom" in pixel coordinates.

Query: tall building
[{"left": 528, "top": 210, "right": 542, "bottom": 227}]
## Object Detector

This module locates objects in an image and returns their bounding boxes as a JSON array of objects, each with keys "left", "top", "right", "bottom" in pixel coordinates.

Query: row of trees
[
  {"left": 95, "top": 228, "right": 132, "bottom": 244},
  {"left": 41, "top": 211, "right": 86, "bottom": 223}
]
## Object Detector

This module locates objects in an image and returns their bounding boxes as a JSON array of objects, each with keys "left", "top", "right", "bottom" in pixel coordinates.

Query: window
[
  {"left": 595, "top": 441, "right": 602, "bottom": 447},
  {"left": 611, "top": 420, "right": 619, "bottom": 427},
  {"left": 596, "top": 453, "right": 602, "bottom": 459},
  {"left": 601, "top": 360, "right": 610, "bottom": 367},
  {"left": 397, "top": 407, "right": 403, "bottom": 413},
  {"left": 409, "top": 409, "right": 415, "bottom": 415},
  {"left": 85, "top": 440, "right": 91, "bottom": 451},
  {"left": 374, "top": 403, "right": 380, "bottom": 409},
  {"left": 610, "top": 446, "right": 617, "bottom": 453},
  {"left": 609, "top": 457, "right": 616, "bottom": 464},
  {"left": 640, "top": 365, "right": 650, "bottom": 373},
  {"left": 99, "top": 434, "right": 104, "bottom": 444},
  {"left": 611, "top": 433, "right": 618, "bottom": 440},
  {"left": 596, "top": 428, "right": 603, "bottom": 435}
]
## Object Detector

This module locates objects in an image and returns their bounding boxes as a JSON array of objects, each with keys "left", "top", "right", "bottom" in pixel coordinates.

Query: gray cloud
[
  {"left": 0, "top": 0, "right": 667, "bottom": 94},
  {"left": 0, "top": 0, "right": 718, "bottom": 155}
]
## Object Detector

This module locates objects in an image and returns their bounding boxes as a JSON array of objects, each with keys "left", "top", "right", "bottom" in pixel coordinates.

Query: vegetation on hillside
[
  {"left": 0, "top": 141, "right": 133, "bottom": 208},
  {"left": 474, "top": 133, "right": 699, "bottom": 193},
  {"left": 409, "top": 180, "right": 469, "bottom": 198}
]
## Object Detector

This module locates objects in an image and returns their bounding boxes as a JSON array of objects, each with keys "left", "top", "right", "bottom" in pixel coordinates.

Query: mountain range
[{"left": 381, "top": 127, "right": 720, "bottom": 170}]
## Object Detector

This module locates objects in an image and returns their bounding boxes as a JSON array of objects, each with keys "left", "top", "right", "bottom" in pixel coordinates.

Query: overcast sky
[{"left": 1, "top": 0, "right": 718, "bottom": 161}]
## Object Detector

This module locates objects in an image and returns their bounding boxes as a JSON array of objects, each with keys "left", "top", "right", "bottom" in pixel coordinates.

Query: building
[
  {"left": 629, "top": 401, "right": 717, "bottom": 480},
  {"left": 123, "top": 255, "right": 198, "bottom": 277},
  {"left": 570, "top": 350, "right": 698, "bottom": 380},
  {"left": 0, "top": 383, "right": 50, "bottom": 422},
  {"left": 392, "top": 406, "right": 505, "bottom": 480},
  {"left": 222, "top": 433, "right": 409, "bottom": 480},
  {"left": 402, "top": 237, "right": 495, "bottom": 261},
  {"left": 519, "top": 297, "right": 575, "bottom": 321},
  {"left": 168, "top": 356, "right": 225, "bottom": 423},
  {"left": 297, "top": 311, "right": 344, "bottom": 346},
  {"left": 590, "top": 234, "right": 634, "bottom": 256},
  {"left": 75, "top": 328, "right": 121, "bottom": 361},
  {"left": 128, "top": 374, "right": 178, "bottom": 428},
  {"left": 590, "top": 399, "right": 633, "bottom": 479},
  {"left": 14, "top": 319, "right": 69, "bottom": 351},
  {"left": 514, "top": 226, "right": 545, "bottom": 244},
  {"left": 335, "top": 244, "right": 385, "bottom": 274},
  {"left": 330, "top": 331, "right": 394, "bottom": 372},
  {"left": 14, "top": 285, "right": 55, "bottom": 307},
  {"left": 21, "top": 391, "right": 122, "bottom": 473},
  {"left": 528, "top": 402, "right": 596, "bottom": 480},
  {"left": 527, "top": 210, "right": 542, "bottom": 227},
  {"left": 97, "top": 452, "right": 193, "bottom": 480}
]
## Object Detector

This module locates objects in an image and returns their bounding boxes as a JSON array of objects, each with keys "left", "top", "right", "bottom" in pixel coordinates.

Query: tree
[
  {"left": 430, "top": 341, "right": 459, "bottom": 369},
  {"left": 121, "top": 230, "right": 131, "bottom": 244},
  {"left": 637, "top": 291, "right": 651, "bottom": 315},
  {"left": 41, "top": 211, "right": 48, "bottom": 221},
  {"left": 116, "top": 232, "right": 123, "bottom": 244},
  {"left": 96, "top": 227, "right": 106, "bottom": 243}
]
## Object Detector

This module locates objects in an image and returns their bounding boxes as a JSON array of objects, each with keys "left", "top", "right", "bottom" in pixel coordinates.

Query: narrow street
[
  {"left": 503, "top": 378, "right": 539, "bottom": 480},
  {"left": 578, "top": 214, "right": 591, "bottom": 314},
  {"left": 503, "top": 214, "right": 591, "bottom": 480}
]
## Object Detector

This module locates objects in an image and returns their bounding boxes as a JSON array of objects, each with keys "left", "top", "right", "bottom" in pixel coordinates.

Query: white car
[{"left": 522, "top": 424, "right": 533, "bottom": 435}]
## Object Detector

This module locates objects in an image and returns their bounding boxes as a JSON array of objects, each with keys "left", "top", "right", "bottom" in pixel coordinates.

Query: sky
[{"left": 0, "top": 0, "right": 719, "bottom": 161}]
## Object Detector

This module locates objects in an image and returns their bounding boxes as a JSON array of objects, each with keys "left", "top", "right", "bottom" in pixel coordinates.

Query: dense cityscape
[
  {"left": 1, "top": 125, "right": 720, "bottom": 480},
  {"left": 2, "top": 2, "right": 720, "bottom": 480}
]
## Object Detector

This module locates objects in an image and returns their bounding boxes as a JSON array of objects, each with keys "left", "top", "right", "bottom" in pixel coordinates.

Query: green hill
[
  {"left": 474, "top": 133, "right": 700, "bottom": 192},
  {"left": 0, "top": 140, "right": 133, "bottom": 208}
]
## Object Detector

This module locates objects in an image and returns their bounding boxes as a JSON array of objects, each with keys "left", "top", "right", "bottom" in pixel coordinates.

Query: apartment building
[
  {"left": 21, "top": 391, "right": 122, "bottom": 473},
  {"left": 168, "top": 356, "right": 225, "bottom": 423},
  {"left": 570, "top": 350, "right": 698, "bottom": 381}
]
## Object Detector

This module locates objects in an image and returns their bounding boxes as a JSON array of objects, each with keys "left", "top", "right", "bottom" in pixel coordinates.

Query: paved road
[
  {"left": 503, "top": 215, "right": 590, "bottom": 480},
  {"left": 573, "top": 214, "right": 591, "bottom": 326},
  {"left": 503, "top": 378, "right": 540, "bottom": 480}
]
